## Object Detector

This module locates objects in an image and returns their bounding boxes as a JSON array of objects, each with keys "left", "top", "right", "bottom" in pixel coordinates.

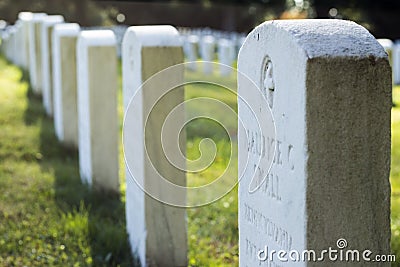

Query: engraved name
[
  {"left": 245, "top": 238, "right": 284, "bottom": 267},
  {"left": 246, "top": 129, "right": 295, "bottom": 170},
  {"left": 253, "top": 165, "right": 281, "bottom": 201},
  {"left": 244, "top": 203, "right": 293, "bottom": 251}
]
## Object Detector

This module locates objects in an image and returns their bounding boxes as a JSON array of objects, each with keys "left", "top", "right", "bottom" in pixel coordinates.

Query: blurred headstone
[
  {"left": 53, "top": 23, "right": 80, "bottom": 148},
  {"left": 76, "top": 30, "right": 119, "bottom": 192}
]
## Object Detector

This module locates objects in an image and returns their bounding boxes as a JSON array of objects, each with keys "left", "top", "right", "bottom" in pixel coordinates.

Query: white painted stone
[
  {"left": 393, "top": 41, "right": 400, "bottom": 85},
  {"left": 7, "top": 27, "right": 17, "bottom": 64},
  {"left": 1, "top": 31, "right": 9, "bottom": 58},
  {"left": 52, "top": 23, "right": 80, "bottom": 147},
  {"left": 18, "top": 12, "right": 33, "bottom": 70},
  {"left": 77, "top": 30, "right": 119, "bottom": 192},
  {"left": 13, "top": 22, "right": 23, "bottom": 66},
  {"left": 122, "top": 25, "right": 187, "bottom": 267},
  {"left": 200, "top": 35, "right": 215, "bottom": 74},
  {"left": 238, "top": 20, "right": 391, "bottom": 266},
  {"left": 217, "top": 38, "right": 235, "bottom": 76},
  {"left": 28, "top": 13, "right": 47, "bottom": 94},
  {"left": 378, "top": 38, "right": 393, "bottom": 54},
  {"left": 41, "top": 15, "right": 64, "bottom": 116},
  {"left": 184, "top": 34, "right": 199, "bottom": 71},
  {"left": 3, "top": 29, "right": 11, "bottom": 61},
  {"left": 378, "top": 39, "right": 394, "bottom": 82}
]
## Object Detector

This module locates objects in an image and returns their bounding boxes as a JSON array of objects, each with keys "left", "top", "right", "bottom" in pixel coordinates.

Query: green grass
[
  {"left": 184, "top": 67, "right": 239, "bottom": 266},
  {"left": 0, "top": 58, "right": 133, "bottom": 266},
  {"left": 0, "top": 57, "right": 239, "bottom": 267},
  {"left": 1, "top": 55, "right": 400, "bottom": 267},
  {"left": 391, "top": 85, "right": 400, "bottom": 266}
]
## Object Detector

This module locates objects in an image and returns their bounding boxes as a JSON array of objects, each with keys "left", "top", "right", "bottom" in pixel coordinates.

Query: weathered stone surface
[
  {"left": 77, "top": 30, "right": 119, "bottom": 192},
  {"left": 238, "top": 20, "right": 391, "bottom": 266}
]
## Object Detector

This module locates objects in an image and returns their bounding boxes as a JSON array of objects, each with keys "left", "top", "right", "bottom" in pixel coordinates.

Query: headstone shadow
[{"left": 22, "top": 79, "right": 136, "bottom": 266}]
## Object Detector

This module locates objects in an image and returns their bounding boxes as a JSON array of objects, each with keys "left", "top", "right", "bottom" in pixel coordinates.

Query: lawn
[
  {"left": 0, "top": 56, "right": 399, "bottom": 266},
  {"left": 0, "top": 57, "right": 133, "bottom": 266},
  {"left": 391, "top": 84, "right": 400, "bottom": 265},
  {"left": 0, "top": 57, "right": 239, "bottom": 266}
]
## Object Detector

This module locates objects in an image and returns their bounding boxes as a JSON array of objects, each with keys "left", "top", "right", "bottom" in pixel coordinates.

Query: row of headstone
[
  {"left": 179, "top": 27, "right": 246, "bottom": 75},
  {"left": 377, "top": 38, "right": 400, "bottom": 85},
  {"left": 0, "top": 14, "right": 392, "bottom": 267},
  {"left": 1, "top": 12, "right": 186, "bottom": 267},
  {"left": 80, "top": 25, "right": 129, "bottom": 57},
  {"left": 1, "top": 22, "right": 241, "bottom": 77},
  {"left": 0, "top": 14, "right": 120, "bottom": 191}
]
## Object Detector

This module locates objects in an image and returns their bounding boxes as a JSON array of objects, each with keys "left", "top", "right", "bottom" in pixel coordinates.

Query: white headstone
[
  {"left": 52, "top": 23, "right": 80, "bottom": 147},
  {"left": 238, "top": 20, "right": 391, "bottom": 266},
  {"left": 76, "top": 30, "right": 119, "bottom": 192},
  {"left": 377, "top": 38, "right": 393, "bottom": 69},
  {"left": 200, "top": 35, "right": 215, "bottom": 74},
  {"left": 393, "top": 41, "right": 400, "bottom": 85},
  {"left": 184, "top": 34, "right": 199, "bottom": 71},
  {"left": 122, "top": 25, "right": 187, "bottom": 267},
  {"left": 13, "top": 22, "right": 23, "bottom": 66},
  {"left": 18, "top": 12, "right": 33, "bottom": 70},
  {"left": 7, "top": 27, "right": 17, "bottom": 64},
  {"left": 217, "top": 38, "right": 235, "bottom": 76},
  {"left": 28, "top": 13, "right": 47, "bottom": 94},
  {"left": 1, "top": 31, "right": 9, "bottom": 58},
  {"left": 41, "top": 15, "right": 64, "bottom": 116}
]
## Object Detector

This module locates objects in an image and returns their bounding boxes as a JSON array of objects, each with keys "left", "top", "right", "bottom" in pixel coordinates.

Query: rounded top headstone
[
  {"left": 42, "top": 15, "right": 64, "bottom": 26},
  {"left": 202, "top": 35, "right": 215, "bottom": 44},
  {"left": 377, "top": 38, "right": 394, "bottom": 50},
  {"left": 123, "top": 25, "right": 181, "bottom": 47},
  {"left": 241, "top": 19, "right": 387, "bottom": 60},
  {"left": 187, "top": 35, "right": 199, "bottom": 42},
  {"left": 30, "top": 13, "right": 48, "bottom": 22},
  {"left": 78, "top": 30, "right": 117, "bottom": 47},
  {"left": 53, "top": 23, "right": 80, "bottom": 37},
  {"left": 18, "top": 12, "right": 33, "bottom": 21}
]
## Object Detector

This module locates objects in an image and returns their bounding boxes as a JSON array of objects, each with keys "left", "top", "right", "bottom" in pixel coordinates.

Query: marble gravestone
[
  {"left": 184, "top": 35, "right": 199, "bottom": 71},
  {"left": 200, "top": 35, "right": 215, "bottom": 74},
  {"left": 12, "top": 21, "right": 23, "bottom": 67},
  {"left": 122, "top": 25, "right": 187, "bottom": 267},
  {"left": 17, "top": 12, "right": 33, "bottom": 70},
  {"left": 76, "top": 30, "right": 119, "bottom": 192},
  {"left": 217, "top": 38, "right": 235, "bottom": 76},
  {"left": 392, "top": 41, "right": 400, "bottom": 85},
  {"left": 0, "top": 32, "right": 8, "bottom": 58},
  {"left": 52, "top": 23, "right": 80, "bottom": 148},
  {"left": 238, "top": 20, "right": 391, "bottom": 266},
  {"left": 5, "top": 27, "right": 17, "bottom": 64},
  {"left": 377, "top": 39, "right": 393, "bottom": 84},
  {"left": 28, "top": 13, "right": 47, "bottom": 94},
  {"left": 41, "top": 15, "right": 64, "bottom": 116}
]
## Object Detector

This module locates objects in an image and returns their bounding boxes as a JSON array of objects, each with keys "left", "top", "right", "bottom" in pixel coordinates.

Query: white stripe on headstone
[
  {"left": 122, "top": 25, "right": 187, "bottom": 267},
  {"left": 52, "top": 23, "right": 80, "bottom": 147},
  {"left": 77, "top": 30, "right": 119, "bottom": 192},
  {"left": 41, "top": 15, "right": 64, "bottom": 116}
]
